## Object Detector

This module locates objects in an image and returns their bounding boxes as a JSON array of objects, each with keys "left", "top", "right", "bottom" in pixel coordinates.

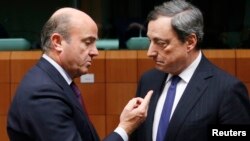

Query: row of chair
[
  {"left": 95, "top": 37, "right": 150, "bottom": 50},
  {"left": 0, "top": 37, "right": 150, "bottom": 51},
  {"left": 0, "top": 37, "right": 149, "bottom": 51}
]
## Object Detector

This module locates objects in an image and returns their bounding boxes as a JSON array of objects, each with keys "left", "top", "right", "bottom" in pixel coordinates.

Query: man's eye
[
  {"left": 85, "top": 41, "right": 91, "bottom": 45},
  {"left": 83, "top": 37, "right": 96, "bottom": 46},
  {"left": 85, "top": 40, "right": 94, "bottom": 46},
  {"left": 156, "top": 40, "right": 167, "bottom": 47}
]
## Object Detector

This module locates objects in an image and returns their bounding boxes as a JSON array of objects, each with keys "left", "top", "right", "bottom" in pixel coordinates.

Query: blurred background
[{"left": 0, "top": 0, "right": 249, "bottom": 49}]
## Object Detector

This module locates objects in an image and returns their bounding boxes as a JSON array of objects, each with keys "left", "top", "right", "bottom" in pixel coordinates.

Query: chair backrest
[
  {"left": 0, "top": 38, "right": 31, "bottom": 51},
  {"left": 96, "top": 39, "right": 119, "bottom": 50},
  {"left": 126, "top": 37, "right": 150, "bottom": 50}
]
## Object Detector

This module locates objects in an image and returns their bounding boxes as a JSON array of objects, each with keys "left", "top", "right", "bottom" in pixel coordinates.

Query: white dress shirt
[{"left": 152, "top": 51, "right": 202, "bottom": 141}]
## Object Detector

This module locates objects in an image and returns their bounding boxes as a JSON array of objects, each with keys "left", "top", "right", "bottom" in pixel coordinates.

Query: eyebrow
[
  {"left": 82, "top": 36, "right": 98, "bottom": 42},
  {"left": 152, "top": 37, "right": 168, "bottom": 42}
]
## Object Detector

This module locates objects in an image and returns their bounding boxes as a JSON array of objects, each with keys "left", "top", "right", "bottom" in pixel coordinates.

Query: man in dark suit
[
  {"left": 130, "top": 1, "right": 250, "bottom": 141},
  {"left": 7, "top": 7, "right": 153, "bottom": 141}
]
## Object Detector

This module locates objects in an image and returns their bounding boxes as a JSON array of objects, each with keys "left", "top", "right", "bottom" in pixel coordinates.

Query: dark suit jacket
[
  {"left": 7, "top": 58, "right": 123, "bottom": 141},
  {"left": 130, "top": 55, "right": 250, "bottom": 141}
]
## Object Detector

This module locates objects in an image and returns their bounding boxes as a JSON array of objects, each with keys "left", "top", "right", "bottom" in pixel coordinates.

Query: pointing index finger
[{"left": 140, "top": 90, "right": 153, "bottom": 108}]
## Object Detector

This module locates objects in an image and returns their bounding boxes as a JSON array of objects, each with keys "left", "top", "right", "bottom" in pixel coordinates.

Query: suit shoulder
[
  {"left": 139, "top": 68, "right": 166, "bottom": 82},
  {"left": 201, "top": 56, "right": 242, "bottom": 84},
  {"left": 140, "top": 68, "right": 162, "bottom": 77},
  {"left": 211, "top": 63, "right": 242, "bottom": 83}
]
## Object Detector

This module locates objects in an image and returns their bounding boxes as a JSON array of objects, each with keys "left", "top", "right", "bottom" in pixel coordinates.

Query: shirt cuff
[{"left": 114, "top": 127, "right": 128, "bottom": 141}]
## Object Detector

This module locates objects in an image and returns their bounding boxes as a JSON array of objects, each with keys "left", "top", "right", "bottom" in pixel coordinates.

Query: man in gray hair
[{"left": 131, "top": 0, "right": 250, "bottom": 141}]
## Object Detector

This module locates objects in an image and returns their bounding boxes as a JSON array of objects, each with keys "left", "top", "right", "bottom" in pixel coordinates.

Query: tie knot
[{"left": 171, "top": 75, "right": 181, "bottom": 86}]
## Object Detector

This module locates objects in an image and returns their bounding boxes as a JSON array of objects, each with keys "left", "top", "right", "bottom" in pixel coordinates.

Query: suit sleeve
[{"left": 103, "top": 132, "right": 124, "bottom": 141}]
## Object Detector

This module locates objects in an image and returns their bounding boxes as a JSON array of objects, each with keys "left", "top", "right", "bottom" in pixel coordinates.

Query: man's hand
[{"left": 118, "top": 90, "right": 153, "bottom": 135}]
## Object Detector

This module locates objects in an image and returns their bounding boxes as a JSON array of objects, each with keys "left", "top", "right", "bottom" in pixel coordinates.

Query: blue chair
[
  {"left": 126, "top": 37, "right": 150, "bottom": 50},
  {"left": 96, "top": 39, "right": 119, "bottom": 50},
  {"left": 0, "top": 38, "right": 31, "bottom": 50}
]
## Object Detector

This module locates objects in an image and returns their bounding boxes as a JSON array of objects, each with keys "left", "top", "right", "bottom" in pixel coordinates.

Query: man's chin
[
  {"left": 75, "top": 68, "right": 88, "bottom": 77},
  {"left": 81, "top": 69, "right": 89, "bottom": 75},
  {"left": 155, "top": 65, "right": 165, "bottom": 72}
]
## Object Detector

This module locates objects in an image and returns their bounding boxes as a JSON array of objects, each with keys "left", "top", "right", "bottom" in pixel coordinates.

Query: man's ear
[
  {"left": 51, "top": 33, "right": 63, "bottom": 52},
  {"left": 186, "top": 33, "right": 197, "bottom": 52}
]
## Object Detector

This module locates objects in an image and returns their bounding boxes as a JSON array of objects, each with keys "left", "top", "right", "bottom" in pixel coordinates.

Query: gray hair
[
  {"left": 147, "top": 0, "right": 204, "bottom": 48},
  {"left": 40, "top": 13, "right": 71, "bottom": 52}
]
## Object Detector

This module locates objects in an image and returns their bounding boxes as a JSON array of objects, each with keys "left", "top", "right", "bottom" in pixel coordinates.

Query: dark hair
[
  {"left": 147, "top": 0, "right": 204, "bottom": 48},
  {"left": 40, "top": 13, "right": 71, "bottom": 52}
]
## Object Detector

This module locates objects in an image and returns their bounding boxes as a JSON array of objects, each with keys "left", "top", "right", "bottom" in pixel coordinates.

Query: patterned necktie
[{"left": 156, "top": 75, "right": 181, "bottom": 141}]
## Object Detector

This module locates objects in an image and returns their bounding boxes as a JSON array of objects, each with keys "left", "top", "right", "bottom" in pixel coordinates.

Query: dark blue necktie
[{"left": 156, "top": 75, "right": 181, "bottom": 141}]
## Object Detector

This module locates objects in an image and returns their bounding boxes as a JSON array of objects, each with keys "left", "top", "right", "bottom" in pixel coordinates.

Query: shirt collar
[
  {"left": 166, "top": 51, "right": 202, "bottom": 83},
  {"left": 42, "top": 54, "right": 72, "bottom": 85}
]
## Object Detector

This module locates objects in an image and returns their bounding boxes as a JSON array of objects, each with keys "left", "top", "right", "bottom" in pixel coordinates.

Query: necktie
[
  {"left": 70, "top": 81, "right": 83, "bottom": 105},
  {"left": 70, "top": 81, "right": 88, "bottom": 115},
  {"left": 156, "top": 75, "right": 181, "bottom": 141},
  {"left": 70, "top": 82, "right": 96, "bottom": 141}
]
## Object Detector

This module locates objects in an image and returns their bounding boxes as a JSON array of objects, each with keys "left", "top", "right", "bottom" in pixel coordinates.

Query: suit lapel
[
  {"left": 37, "top": 58, "right": 99, "bottom": 141},
  {"left": 37, "top": 58, "right": 84, "bottom": 112},
  {"left": 144, "top": 70, "right": 168, "bottom": 141},
  {"left": 166, "top": 56, "right": 213, "bottom": 140}
]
